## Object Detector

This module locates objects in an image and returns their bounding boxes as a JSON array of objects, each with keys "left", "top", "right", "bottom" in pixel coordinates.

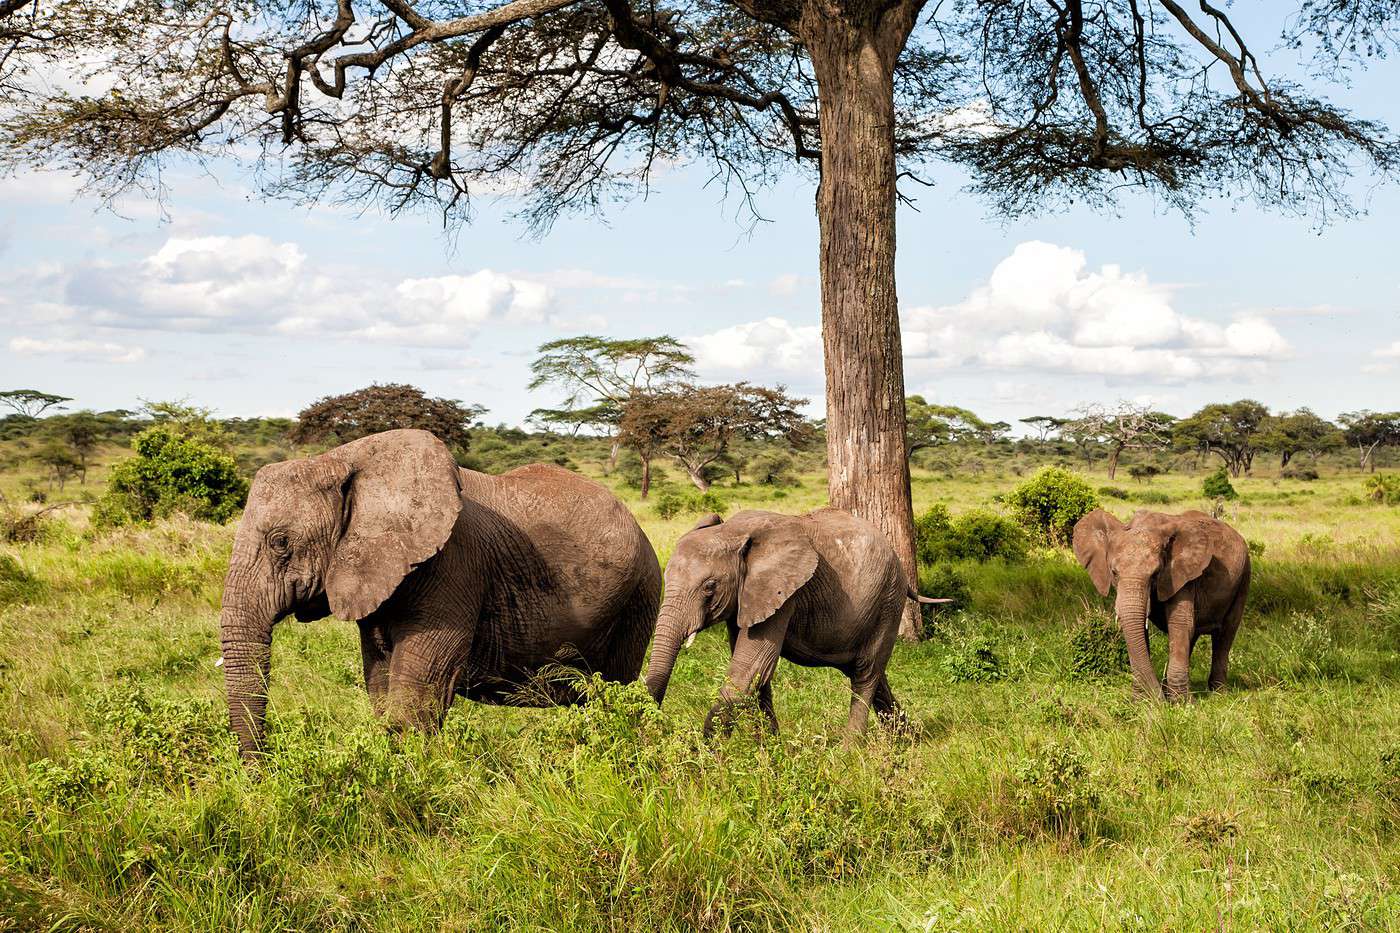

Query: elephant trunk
[
  {"left": 220, "top": 575, "right": 276, "bottom": 757},
  {"left": 1115, "top": 580, "right": 1163, "bottom": 701},
  {"left": 644, "top": 598, "right": 695, "bottom": 704}
]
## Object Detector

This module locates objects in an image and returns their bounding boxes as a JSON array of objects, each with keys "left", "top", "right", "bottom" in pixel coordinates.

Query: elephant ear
[
  {"left": 1157, "top": 520, "right": 1213, "bottom": 601},
  {"left": 736, "top": 520, "right": 818, "bottom": 629},
  {"left": 691, "top": 512, "right": 724, "bottom": 531},
  {"left": 325, "top": 430, "right": 463, "bottom": 621},
  {"left": 1072, "top": 509, "right": 1123, "bottom": 597}
]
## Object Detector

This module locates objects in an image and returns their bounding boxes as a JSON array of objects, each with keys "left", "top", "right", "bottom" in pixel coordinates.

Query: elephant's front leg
[
  {"left": 1163, "top": 589, "right": 1196, "bottom": 702},
  {"left": 383, "top": 621, "right": 472, "bottom": 735},
  {"left": 358, "top": 622, "right": 392, "bottom": 717},
  {"left": 704, "top": 612, "right": 789, "bottom": 738}
]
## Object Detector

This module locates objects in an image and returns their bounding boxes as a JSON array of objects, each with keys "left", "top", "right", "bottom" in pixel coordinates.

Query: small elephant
[
  {"left": 644, "top": 508, "right": 940, "bottom": 740},
  {"left": 219, "top": 429, "right": 661, "bottom": 757},
  {"left": 1072, "top": 509, "right": 1250, "bottom": 701}
]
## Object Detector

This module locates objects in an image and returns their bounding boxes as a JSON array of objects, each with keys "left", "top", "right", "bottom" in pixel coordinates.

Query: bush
[
  {"left": 749, "top": 450, "right": 800, "bottom": 487},
  {"left": 1364, "top": 473, "right": 1400, "bottom": 505},
  {"left": 654, "top": 489, "right": 730, "bottom": 520},
  {"left": 93, "top": 427, "right": 249, "bottom": 527},
  {"left": 1011, "top": 742, "right": 1105, "bottom": 838},
  {"left": 1132, "top": 490, "right": 1175, "bottom": 505},
  {"left": 1006, "top": 467, "right": 1099, "bottom": 546},
  {"left": 1281, "top": 467, "right": 1319, "bottom": 481},
  {"left": 940, "top": 633, "right": 1003, "bottom": 683},
  {"left": 1098, "top": 486, "right": 1130, "bottom": 500},
  {"left": 1068, "top": 612, "right": 1128, "bottom": 680},
  {"left": 1127, "top": 464, "right": 1161, "bottom": 482},
  {"left": 915, "top": 506, "right": 1027, "bottom": 564},
  {"left": 917, "top": 563, "right": 970, "bottom": 637},
  {"left": 1203, "top": 467, "right": 1238, "bottom": 501}
]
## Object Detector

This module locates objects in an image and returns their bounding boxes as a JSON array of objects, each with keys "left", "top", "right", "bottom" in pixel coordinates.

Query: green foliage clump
[
  {"left": 915, "top": 505, "right": 1027, "bottom": 564},
  {"left": 940, "top": 633, "right": 1004, "bottom": 683},
  {"left": 1364, "top": 473, "right": 1400, "bottom": 505},
  {"left": 1132, "top": 490, "right": 1175, "bottom": 505},
  {"left": 748, "top": 450, "right": 800, "bottom": 487},
  {"left": 654, "top": 489, "right": 729, "bottom": 520},
  {"left": 1011, "top": 742, "right": 1106, "bottom": 838},
  {"left": 1068, "top": 612, "right": 1128, "bottom": 680},
  {"left": 1098, "top": 485, "right": 1130, "bottom": 500},
  {"left": 0, "top": 553, "right": 44, "bottom": 607},
  {"left": 1005, "top": 467, "right": 1099, "bottom": 546},
  {"left": 1281, "top": 467, "right": 1320, "bottom": 481},
  {"left": 1203, "top": 467, "right": 1238, "bottom": 501},
  {"left": 93, "top": 427, "right": 248, "bottom": 527}
]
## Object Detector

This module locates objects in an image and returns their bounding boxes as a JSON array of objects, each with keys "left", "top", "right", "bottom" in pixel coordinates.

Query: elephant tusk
[{"left": 684, "top": 632, "right": 697, "bottom": 648}]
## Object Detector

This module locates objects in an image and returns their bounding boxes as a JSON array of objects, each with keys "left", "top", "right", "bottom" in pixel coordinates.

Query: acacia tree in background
[
  {"left": 1020, "top": 416, "right": 1067, "bottom": 444},
  {"left": 290, "top": 384, "right": 486, "bottom": 449},
  {"left": 623, "top": 383, "right": 809, "bottom": 491},
  {"left": 1259, "top": 408, "right": 1342, "bottom": 469},
  {"left": 0, "top": 389, "right": 69, "bottom": 419},
  {"left": 1173, "top": 400, "right": 1270, "bottom": 478},
  {"left": 1068, "top": 403, "right": 1175, "bottom": 480},
  {"left": 528, "top": 336, "right": 694, "bottom": 467},
  {"left": 4, "top": 2, "right": 1399, "bottom": 640},
  {"left": 1339, "top": 410, "right": 1400, "bottom": 472}
]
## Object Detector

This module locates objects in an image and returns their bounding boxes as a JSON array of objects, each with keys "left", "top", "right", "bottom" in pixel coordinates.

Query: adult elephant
[
  {"left": 1072, "top": 509, "right": 1250, "bottom": 701},
  {"left": 219, "top": 429, "right": 661, "bottom": 757},
  {"left": 644, "top": 509, "right": 944, "bottom": 741}
]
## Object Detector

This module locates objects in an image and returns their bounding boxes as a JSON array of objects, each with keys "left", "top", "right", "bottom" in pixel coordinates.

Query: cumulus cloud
[
  {"left": 688, "top": 316, "right": 822, "bottom": 379},
  {"left": 15, "top": 234, "right": 567, "bottom": 349},
  {"left": 902, "top": 241, "right": 1290, "bottom": 381},
  {"left": 9, "top": 336, "right": 145, "bottom": 364},
  {"left": 1375, "top": 340, "right": 1400, "bottom": 359}
]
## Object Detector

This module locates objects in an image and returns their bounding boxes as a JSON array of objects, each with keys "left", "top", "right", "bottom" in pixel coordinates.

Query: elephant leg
[
  {"left": 1163, "top": 590, "right": 1195, "bottom": 702},
  {"left": 704, "top": 612, "right": 788, "bottom": 738},
  {"left": 358, "top": 622, "right": 391, "bottom": 718},
  {"left": 384, "top": 622, "right": 471, "bottom": 735},
  {"left": 1210, "top": 586, "right": 1247, "bottom": 691},
  {"left": 843, "top": 671, "right": 881, "bottom": 745},
  {"left": 757, "top": 682, "right": 780, "bottom": 733},
  {"left": 873, "top": 674, "right": 902, "bottom": 722}
]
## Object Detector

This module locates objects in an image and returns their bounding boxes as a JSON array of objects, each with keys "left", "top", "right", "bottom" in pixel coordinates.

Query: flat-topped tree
[{"left": 3, "top": 2, "right": 1398, "bottom": 638}]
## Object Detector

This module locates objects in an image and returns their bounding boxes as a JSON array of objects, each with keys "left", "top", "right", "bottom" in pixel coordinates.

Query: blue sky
[{"left": 3, "top": 19, "right": 1398, "bottom": 430}]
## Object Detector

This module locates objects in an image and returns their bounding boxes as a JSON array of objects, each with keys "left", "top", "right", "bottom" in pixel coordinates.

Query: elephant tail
[{"left": 907, "top": 586, "right": 953, "bottom": 605}]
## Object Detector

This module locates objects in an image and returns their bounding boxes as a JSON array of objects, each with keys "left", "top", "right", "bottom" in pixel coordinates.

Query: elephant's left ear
[
  {"left": 736, "top": 521, "right": 818, "bottom": 629},
  {"left": 1157, "top": 522, "right": 1213, "bottom": 601},
  {"left": 325, "top": 430, "right": 463, "bottom": 621}
]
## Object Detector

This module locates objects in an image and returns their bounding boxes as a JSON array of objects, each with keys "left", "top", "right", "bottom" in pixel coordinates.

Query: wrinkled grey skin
[
  {"left": 645, "top": 508, "right": 921, "bottom": 741},
  {"left": 220, "top": 429, "right": 661, "bottom": 757},
  {"left": 1073, "top": 509, "right": 1250, "bottom": 701}
]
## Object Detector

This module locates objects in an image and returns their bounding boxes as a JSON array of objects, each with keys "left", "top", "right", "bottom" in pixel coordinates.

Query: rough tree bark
[{"left": 804, "top": 0, "right": 922, "bottom": 640}]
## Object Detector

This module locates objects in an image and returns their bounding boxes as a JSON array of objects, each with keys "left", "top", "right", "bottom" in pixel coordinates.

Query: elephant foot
[{"left": 1164, "top": 680, "right": 1192, "bottom": 703}]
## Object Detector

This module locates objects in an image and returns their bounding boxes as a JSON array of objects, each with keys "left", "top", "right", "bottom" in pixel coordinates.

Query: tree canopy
[{"left": 289, "top": 383, "right": 487, "bottom": 449}]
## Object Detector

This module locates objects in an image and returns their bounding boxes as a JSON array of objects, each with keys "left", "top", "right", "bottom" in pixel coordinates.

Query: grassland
[{"left": 2, "top": 447, "right": 1399, "bottom": 930}]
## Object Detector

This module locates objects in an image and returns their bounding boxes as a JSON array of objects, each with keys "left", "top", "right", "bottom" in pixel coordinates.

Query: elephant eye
[
  {"left": 702, "top": 579, "right": 717, "bottom": 594},
  {"left": 268, "top": 532, "right": 291, "bottom": 554}
]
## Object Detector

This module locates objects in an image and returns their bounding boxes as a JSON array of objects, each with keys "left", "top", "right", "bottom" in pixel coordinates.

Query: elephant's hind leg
[
  {"left": 384, "top": 622, "right": 472, "bottom": 735},
  {"left": 1210, "top": 586, "right": 1247, "bottom": 691}
]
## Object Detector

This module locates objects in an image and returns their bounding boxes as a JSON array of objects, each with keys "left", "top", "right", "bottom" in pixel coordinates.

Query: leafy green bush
[
  {"left": 1203, "top": 467, "right": 1238, "bottom": 501},
  {"left": 654, "top": 489, "right": 729, "bottom": 520},
  {"left": 1127, "top": 464, "right": 1161, "bottom": 482},
  {"left": 1132, "top": 490, "right": 1175, "bottom": 505},
  {"left": 1006, "top": 467, "right": 1099, "bottom": 546},
  {"left": 1364, "top": 473, "right": 1400, "bottom": 505},
  {"left": 1281, "top": 467, "right": 1319, "bottom": 481},
  {"left": 1068, "top": 612, "right": 1128, "bottom": 680},
  {"left": 915, "top": 505, "right": 1026, "bottom": 564},
  {"left": 94, "top": 427, "right": 248, "bottom": 527},
  {"left": 0, "top": 553, "right": 44, "bottom": 607},
  {"left": 748, "top": 450, "right": 800, "bottom": 487},
  {"left": 941, "top": 633, "right": 1004, "bottom": 683},
  {"left": 1098, "top": 486, "right": 1130, "bottom": 500},
  {"left": 1011, "top": 742, "right": 1105, "bottom": 838}
]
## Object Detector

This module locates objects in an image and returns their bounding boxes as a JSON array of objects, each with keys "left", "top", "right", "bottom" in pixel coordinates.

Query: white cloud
[
  {"left": 902, "top": 241, "right": 1291, "bottom": 381},
  {"left": 768, "top": 273, "right": 803, "bottom": 297},
  {"left": 9, "top": 336, "right": 145, "bottom": 364},
  {"left": 17, "top": 234, "right": 565, "bottom": 349},
  {"left": 688, "top": 316, "right": 822, "bottom": 379},
  {"left": 1375, "top": 340, "right": 1400, "bottom": 358}
]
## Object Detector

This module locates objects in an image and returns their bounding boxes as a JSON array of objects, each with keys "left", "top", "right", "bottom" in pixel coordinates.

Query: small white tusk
[
  {"left": 215, "top": 656, "right": 224, "bottom": 667},
  {"left": 684, "top": 633, "right": 697, "bottom": 648}
]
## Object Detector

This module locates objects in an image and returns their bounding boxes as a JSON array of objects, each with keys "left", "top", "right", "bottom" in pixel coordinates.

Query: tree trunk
[
  {"left": 639, "top": 454, "right": 652, "bottom": 499},
  {"left": 1280, "top": 450, "right": 1292, "bottom": 469},
  {"left": 805, "top": 4, "right": 921, "bottom": 640},
  {"left": 1107, "top": 445, "right": 1121, "bottom": 480},
  {"left": 685, "top": 465, "right": 710, "bottom": 492},
  {"left": 607, "top": 437, "right": 622, "bottom": 472}
]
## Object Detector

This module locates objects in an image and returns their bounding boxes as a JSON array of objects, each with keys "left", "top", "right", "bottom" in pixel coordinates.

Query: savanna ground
[{"left": 2, "top": 442, "right": 1399, "bottom": 930}]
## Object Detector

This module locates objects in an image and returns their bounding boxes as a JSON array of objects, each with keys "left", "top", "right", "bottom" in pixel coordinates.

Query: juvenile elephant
[
  {"left": 219, "top": 429, "right": 661, "bottom": 757},
  {"left": 1072, "top": 509, "right": 1250, "bottom": 701},
  {"left": 644, "top": 508, "right": 942, "bottom": 740}
]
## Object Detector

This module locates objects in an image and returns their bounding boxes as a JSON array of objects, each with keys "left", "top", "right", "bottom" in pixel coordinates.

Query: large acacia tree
[{"left": 3, "top": 1, "right": 1398, "bottom": 637}]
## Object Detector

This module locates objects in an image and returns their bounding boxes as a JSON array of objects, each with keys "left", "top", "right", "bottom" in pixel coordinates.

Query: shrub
[
  {"left": 1364, "top": 473, "right": 1400, "bottom": 505},
  {"left": 0, "top": 553, "right": 44, "bottom": 607},
  {"left": 1006, "top": 467, "right": 1099, "bottom": 546},
  {"left": 94, "top": 427, "right": 248, "bottom": 527},
  {"left": 749, "top": 450, "right": 800, "bottom": 487},
  {"left": 1127, "top": 464, "right": 1161, "bottom": 482},
  {"left": 1177, "top": 810, "right": 1240, "bottom": 849},
  {"left": 1098, "top": 486, "right": 1130, "bottom": 500},
  {"left": 1011, "top": 742, "right": 1105, "bottom": 838},
  {"left": 1068, "top": 612, "right": 1128, "bottom": 680},
  {"left": 654, "top": 489, "right": 729, "bottom": 520},
  {"left": 1203, "top": 467, "right": 1238, "bottom": 501},
  {"left": 915, "top": 506, "right": 1028, "bottom": 564},
  {"left": 1132, "top": 490, "right": 1175, "bottom": 505},
  {"left": 941, "top": 633, "right": 1003, "bottom": 683},
  {"left": 1281, "top": 467, "right": 1319, "bottom": 481}
]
